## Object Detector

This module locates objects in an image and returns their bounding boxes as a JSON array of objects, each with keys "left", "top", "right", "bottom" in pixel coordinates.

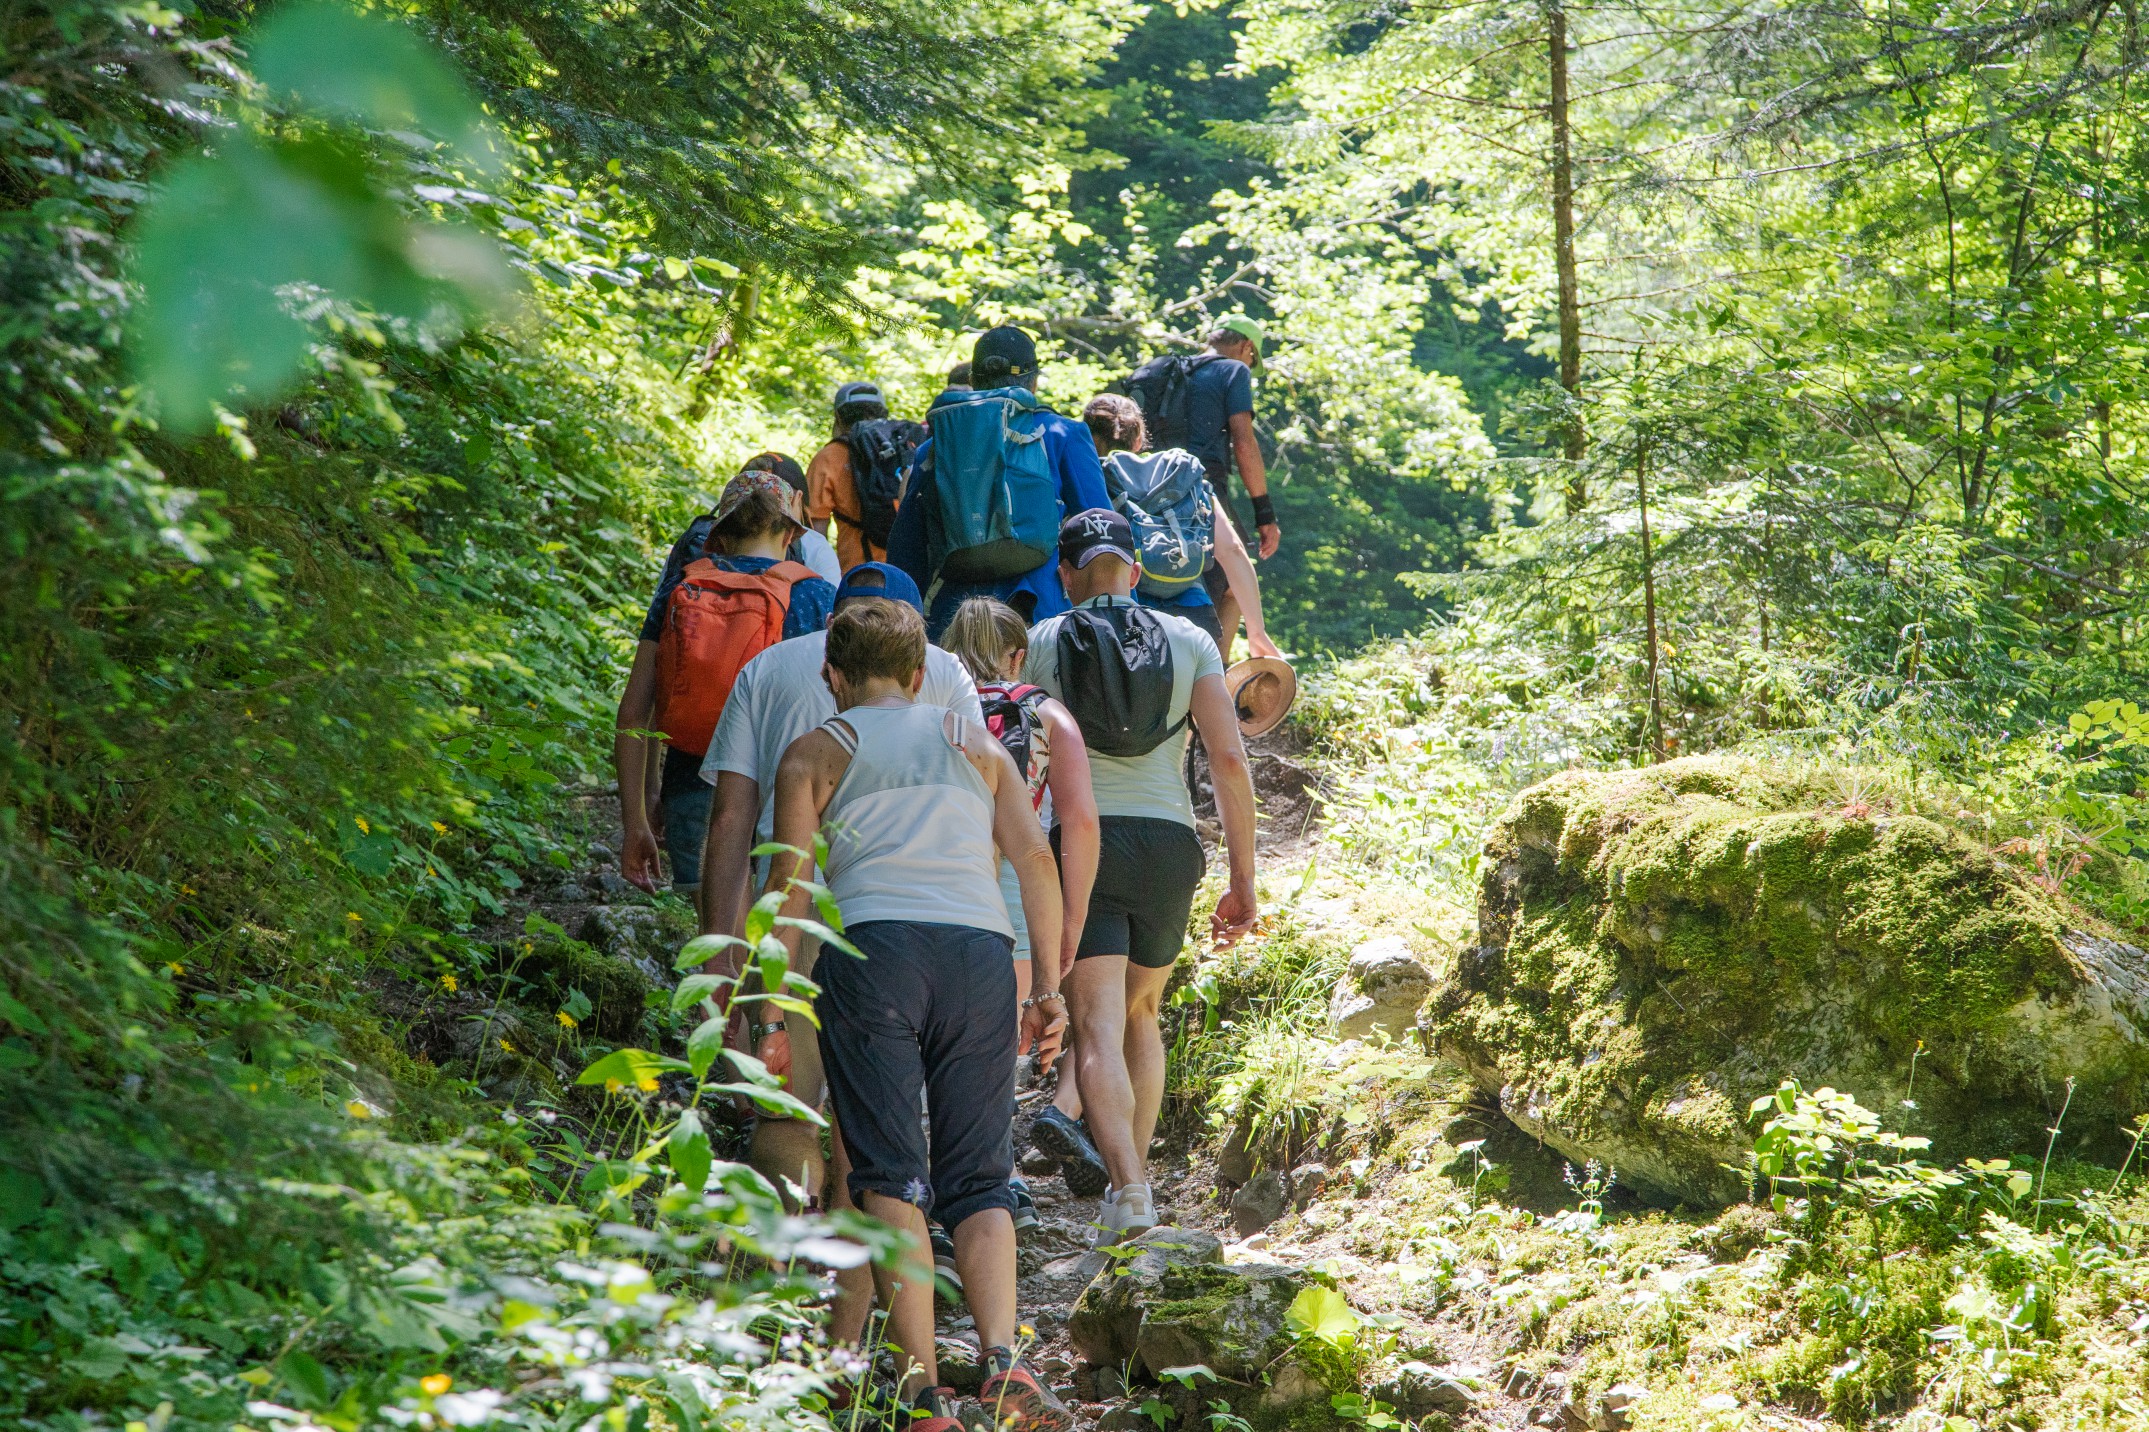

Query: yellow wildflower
[
  {"left": 179, "top": 883, "right": 195, "bottom": 895},
  {"left": 425, "top": 865, "right": 436, "bottom": 877},
  {"left": 431, "top": 821, "right": 449, "bottom": 835},
  {"left": 605, "top": 1077, "right": 626, "bottom": 1094},
  {"left": 499, "top": 1039, "right": 515, "bottom": 1053},
  {"left": 346, "top": 911, "right": 363, "bottom": 924},
  {"left": 354, "top": 816, "right": 370, "bottom": 834},
  {"left": 440, "top": 974, "right": 458, "bottom": 993},
  {"left": 635, "top": 1076, "right": 659, "bottom": 1092},
  {"left": 165, "top": 961, "right": 185, "bottom": 976},
  {"left": 556, "top": 1010, "right": 577, "bottom": 1028},
  {"left": 345, "top": 1099, "right": 378, "bottom": 1119},
  {"left": 421, "top": 1373, "right": 451, "bottom": 1396}
]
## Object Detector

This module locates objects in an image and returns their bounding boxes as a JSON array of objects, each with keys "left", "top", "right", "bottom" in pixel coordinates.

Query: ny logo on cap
[{"left": 1077, "top": 511, "right": 1119, "bottom": 539}]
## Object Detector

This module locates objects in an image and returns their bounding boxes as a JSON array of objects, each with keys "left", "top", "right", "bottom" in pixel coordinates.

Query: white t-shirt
[
  {"left": 1023, "top": 594, "right": 1224, "bottom": 829},
  {"left": 790, "top": 529, "right": 842, "bottom": 586},
  {"left": 700, "top": 630, "right": 985, "bottom": 841}
]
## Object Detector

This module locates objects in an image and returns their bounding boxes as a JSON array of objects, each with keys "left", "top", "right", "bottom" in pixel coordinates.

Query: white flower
[{"left": 436, "top": 1389, "right": 507, "bottom": 1427}]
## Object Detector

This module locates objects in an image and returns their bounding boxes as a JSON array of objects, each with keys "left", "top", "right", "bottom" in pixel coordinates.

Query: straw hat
[{"left": 1226, "top": 657, "right": 1297, "bottom": 739}]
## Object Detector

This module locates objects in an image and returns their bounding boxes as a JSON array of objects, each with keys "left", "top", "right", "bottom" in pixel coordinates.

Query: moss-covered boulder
[
  {"left": 1068, "top": 1227, "right": 1312, "bottom": 1383},
  {"left": 1427, "top": 755, "right": 2149, "bottom": 1205}
]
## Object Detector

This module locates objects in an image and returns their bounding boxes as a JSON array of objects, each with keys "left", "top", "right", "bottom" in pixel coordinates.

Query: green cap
[{"left": 1217, "top": 315, "right": 1266, "bottom": 364}]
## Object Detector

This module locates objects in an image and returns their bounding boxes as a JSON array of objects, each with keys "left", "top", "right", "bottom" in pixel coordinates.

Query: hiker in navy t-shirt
[{"left": 886, "top": 326, "right": 1111, "bottom": 639}]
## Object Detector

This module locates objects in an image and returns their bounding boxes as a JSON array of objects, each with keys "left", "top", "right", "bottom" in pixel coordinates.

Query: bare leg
[
  {"left": 1124, "top": 964, "right": 1173, "bottom": 1165},
  {"left": 862, "top": 1193, "right": 938, "bottom": 1398},
  {"left": 749, "top": 1117, "right": 824, "bottom": 1209},
  {"left": 951, "top": 1208, "right": 1019, "bottom": 1351},
  {"left": 826, "top": 1125, "right": 874, "bottom": 1345},
  {"left": 1211, "top": 590, "right": 1241, "bottom": 665},
  {"left": 1067, "top": 954, "right": 1142, "bottom": 1188}
]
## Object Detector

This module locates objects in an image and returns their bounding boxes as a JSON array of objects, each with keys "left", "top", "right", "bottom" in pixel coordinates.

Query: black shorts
[
  {"left": 815, "top": 920, "right": 1018, "bottom": 1230},
  {"left": 1053, "top": 816, "right": 1206, "bottom": 969}
]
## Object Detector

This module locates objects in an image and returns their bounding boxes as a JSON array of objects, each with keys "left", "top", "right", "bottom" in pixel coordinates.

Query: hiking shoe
[
  {"left": 1009, "top": 1176, "right": 1039, "bottom": 1235},
  {"left": 930, "top": 1223, "right": 962, "bottom": 1295},
  {"left": 979, "top": 1347, "right": 1072, "bottom": 1432},
  {"left": 1029, "top": 1107, "right": 1109, "bottom": 1197},
  {"left": 1089, "top": 1183, "right": 1157, "bottom": 1250},
  {"left": 903, "top": 1385, "right": 964, "bottom": 1432}
]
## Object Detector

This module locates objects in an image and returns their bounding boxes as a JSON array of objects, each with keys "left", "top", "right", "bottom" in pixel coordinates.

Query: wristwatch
[{"left": 752, "top": 1020, "right": 788, "bottom": 1040}]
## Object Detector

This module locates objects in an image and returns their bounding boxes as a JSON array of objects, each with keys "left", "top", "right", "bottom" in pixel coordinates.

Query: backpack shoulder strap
[{"left": 764, "top": 560, "right": 817, "bottom": 587}]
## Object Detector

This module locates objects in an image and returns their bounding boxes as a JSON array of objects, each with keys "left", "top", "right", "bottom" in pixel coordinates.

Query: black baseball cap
[
  {"left": 972, "top": 326, "right": 1038, "bottom": 380},
  {"left": 741, "top": 450, "right": 807, "bottom": 494},
  {"left": 833, "top": 380, "right": 885, "bottom": 413},
  {"left": 1059, "top": 508, "right": 1137, "bottom": 568}
]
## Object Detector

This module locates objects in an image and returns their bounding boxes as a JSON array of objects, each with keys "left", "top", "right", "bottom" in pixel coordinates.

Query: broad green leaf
[
  {"left": 669, "top": 1108, "right": 712, "bottom": 1193},
  {"left": 0, "top": 992, "right": 46, "bottom": 1036},
  {"left": 575, "top": 1047, "right": 691, "bottom": 1088},
  {"left": 677, "top": 933, "right": 744, "bottom": 971},
  {"left": 687, "top": 1016, "right": 727, "bottom": 1081},
  {"left": 721, "top": 1048, "right": 782, "bottom": 1088},
  {"left": 706, "top": 1082, "right": 826, "bottom": 1125},
  {"left": 672, "top": 973, "right": 731, "bottom": 1013},
  {"left": 1285, "top": 1285, "right": 1359, "bottom": 1346}
]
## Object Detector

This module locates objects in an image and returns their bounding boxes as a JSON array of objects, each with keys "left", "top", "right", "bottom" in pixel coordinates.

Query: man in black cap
[
  {"left": 886, "top": 326, "right": 1112, "bottom": 637},
  {"left": 1019, "top": 509, "right": 1259, "bottom": 1249},
  {"left": 806, "top": 380, "right": 915, "bottom": 571}
]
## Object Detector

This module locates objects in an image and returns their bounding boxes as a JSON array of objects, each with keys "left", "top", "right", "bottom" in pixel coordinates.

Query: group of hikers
[{"left": 612, "top": 321, "right": 1294, "bottom": 1432}]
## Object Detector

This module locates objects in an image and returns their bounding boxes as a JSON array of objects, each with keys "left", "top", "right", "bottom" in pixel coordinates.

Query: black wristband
[{"left": 1251, "top": 493, "right": 1277, "bottom": 528}]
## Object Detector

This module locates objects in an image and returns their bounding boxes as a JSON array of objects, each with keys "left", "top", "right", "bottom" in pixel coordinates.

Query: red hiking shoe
[{"left": 977, "top": 1349, "right": 1071, "bottom": 1432}]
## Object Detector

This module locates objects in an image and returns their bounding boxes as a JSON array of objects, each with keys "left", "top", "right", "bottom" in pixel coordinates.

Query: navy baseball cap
[
  {"left": 972, "top": 326, "right": 1038, "bottom": 380},
  {"left": 834, "top": 561, "right": 924, "bottom": 614},
  {"left": 1059, "top": 508, "right": 1137, "bottom": 568},
  {"left": 833, "top": 380, "right": 885, "bottom": 413}
]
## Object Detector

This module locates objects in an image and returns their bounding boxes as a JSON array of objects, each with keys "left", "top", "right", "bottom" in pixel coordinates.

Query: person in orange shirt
[{"left": 806, "top": 381, "right": 925, "bottom": 571}]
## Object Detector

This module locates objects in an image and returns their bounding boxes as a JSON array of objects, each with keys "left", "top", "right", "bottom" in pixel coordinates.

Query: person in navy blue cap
[{"left": 886, "top": 326, "right": 1112, "bottom": 639}]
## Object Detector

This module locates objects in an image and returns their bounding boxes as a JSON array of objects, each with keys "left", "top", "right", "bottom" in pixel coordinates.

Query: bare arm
[
  {"left": 698, "top": 772, "right": 760, "bottom": 940},
  {"left": 1208, "top": 500, "right": 1280, "bottom": 659},
  {"left": 1187, "top": 672, "right": 1258, "bottom": 945},
  {"left": 1038, "top": 700, "right": 1097, "bottom": 978},
  {"left": 753, "top": 731, "right": 845, "bottom": 1083},
  {"left": 613, "top": 640, "right": 663, "bottom": 891},
  {"left": 1226, "top": 410, "right": 1279, "bottom": 559}
]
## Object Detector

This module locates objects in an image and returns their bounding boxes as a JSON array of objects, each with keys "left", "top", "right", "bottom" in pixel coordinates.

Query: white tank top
[{"left": 819, "top": 704, "right": 1013, "bottom": 936}]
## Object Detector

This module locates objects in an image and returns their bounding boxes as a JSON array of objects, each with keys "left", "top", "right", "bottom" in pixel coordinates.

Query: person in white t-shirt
[{"left": 691, "top": 561, "right": 980, "bottom": 1341}]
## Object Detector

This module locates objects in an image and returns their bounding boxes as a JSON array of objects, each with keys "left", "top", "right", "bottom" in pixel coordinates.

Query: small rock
[
  {"left": 587, "top": 840, "right": 618, "bottom": 862},
  {"left": 1092, "top": 1366, "right": 1128, "bottom": 1400},
  {"left": 1288, "top": 1163, "right": 1328, "bottom": 1210},
  {"left": 1215, "top": 1117, "right": 1254, "bottom": 1188},
  {"left": 936, "top": 1336, "right": 982, "bottom": 1393},
  {"left": 1261, "top": 1357, "right": 1330, "bottom": 1410},
  {"left": 1228, "top": 1169, "right": 1288, "bottom": 1237},
  {"left": 595, "top": 870, "right": 636, "bottom": 899},
  {"left": 1066, "top": 1228, "right": 1225, "bottom": 1368},
  {"left": 1329, "top": 935, "right": 1432, "bottom": 1042},
  {"left": 552, "top": 880, "right": 592, "bottom": 903},
  {"left": 1020, "top": 1145, "right": 1060, "bottom": 1175},
  {"left": 578, "top": 905, "right": 662, "bottom": 956},
  {"left": 1591, "top": 1383, "right": 1649, "bottom": 1431},
  {"left": 1374, "top": 1361, "right": 1480, "bottom": 1418},
  {"left": 1097, "top": 1403, "right": 1147, "bottom": 1432}
]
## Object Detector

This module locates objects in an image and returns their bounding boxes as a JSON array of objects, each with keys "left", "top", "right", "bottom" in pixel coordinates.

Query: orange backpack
[{"left": 652, "top": 558, "right": 815, "bottom": 756}]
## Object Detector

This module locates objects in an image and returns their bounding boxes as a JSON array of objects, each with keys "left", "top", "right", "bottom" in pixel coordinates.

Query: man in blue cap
[{"left": 887, "top": 326, "right": 1112, "bottom": 638}]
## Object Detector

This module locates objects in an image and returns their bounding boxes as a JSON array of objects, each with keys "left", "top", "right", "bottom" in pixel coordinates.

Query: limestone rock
[
  {"left": 1428, "top": 755, "right": 2149, "bottom": 1206},
  {"left": 1228, "top": 1169, "right": 1288, "bottom": 1236},
  {"left": 1288, "top": 1163, "right": 1328, "bottom": 1210},
  {"left": 1373, "top": 1361, "right": 1481, "bottom": 1419},
  {"left": 1067, "top": 1228, "right": 1309, "bottom": 1383},
  {"left": 578, "top": 905, "right": 665, "bottom": 958},
  {"left": 1067, "top": 1227, "right": 1223, "bottom": 1368},
  {"left": 1328, "top": 935, "right": 1432, "bottom": 1042}
]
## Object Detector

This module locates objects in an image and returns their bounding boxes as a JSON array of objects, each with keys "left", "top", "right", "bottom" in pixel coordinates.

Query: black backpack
[
  {"left": 844, "top": 417, "right": 929, "bottom": 551},
  {"left": 1054, "top": 603, "right": 1183, "bottom": 758},
  {"left": 1123, "top": 353, "right": 1221, "bottom": 453}
]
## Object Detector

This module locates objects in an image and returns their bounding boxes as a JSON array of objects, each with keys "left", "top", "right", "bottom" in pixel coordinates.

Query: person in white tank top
[{"left": 760, "top": 597, "right": 1071, "bottom": 1428}]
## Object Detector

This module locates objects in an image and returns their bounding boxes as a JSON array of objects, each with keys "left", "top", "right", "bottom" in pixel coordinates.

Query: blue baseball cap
[{"left": 834, "top": 561, "right": 924, "bottom": 615}]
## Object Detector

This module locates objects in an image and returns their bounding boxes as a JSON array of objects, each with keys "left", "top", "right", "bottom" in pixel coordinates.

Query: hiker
[
  {"left": 1082, "top": 394, "right": 1280, "bottom": 659},
  {"left": 1021, "top": 510, "right": 1259, "bottom": 1246},
  {"left": 742, "top": 450, "right": 842, "bottom": 583},
  {"left": 806, "top": 382, "right": 928, "bottom": 573},
  {"left": 945, "top": 359, "right": 972, "bottom": 391},
  {"left": 698, "top": 567, "right": 982, "bottom": 1154},
  {"left": 942, "top": 598, "right": 1111, "bottom": 1199},
  {"left": 761, "top": 596, "right": 1071, "bottom": 1432},
  {"left": 615, "top": 470, "right": 836, "bottom": 900},
  {"left": 1124, "top": 317, "right": 1279, "bottom": 651},
  {"left": 886, "top": 326, "right": 1112, "bottom": 638}
]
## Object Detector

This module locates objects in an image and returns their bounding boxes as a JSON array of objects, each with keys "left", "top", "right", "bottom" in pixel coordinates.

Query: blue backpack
[
  {"left": 1103, "top": 448, "right": 1214, "bottom": 600},
  {"left": 922, "top": 387, "right": 1061, "bottom": 583}
]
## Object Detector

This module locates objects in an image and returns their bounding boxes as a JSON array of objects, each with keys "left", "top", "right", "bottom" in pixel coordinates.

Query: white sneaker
[{"left": 1089, "top": 1183, "right": 1158, "bottom": 1249}]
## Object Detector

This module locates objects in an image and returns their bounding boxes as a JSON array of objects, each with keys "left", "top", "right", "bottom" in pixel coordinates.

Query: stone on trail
[
  {"left": 1327, "top": 934, "right": 1433, "bottom": 1042},
  {"left": 1066, "top": 1227, "right": 1312, "bottom": 1384},
  {"left": 1227, "top": 1168, "right": 1289, "bottom": 1236},
  {"left": 1371, "top": 1361, "right": 1481, "bottom": 1419},
  {"left": 1427, "top": 755, "right": 2149, "bottom": 1206}
]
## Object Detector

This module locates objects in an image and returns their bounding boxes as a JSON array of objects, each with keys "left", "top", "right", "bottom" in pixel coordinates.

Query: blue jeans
[{"left": 660, "top": 747, "right": 712, "bottom": 893}]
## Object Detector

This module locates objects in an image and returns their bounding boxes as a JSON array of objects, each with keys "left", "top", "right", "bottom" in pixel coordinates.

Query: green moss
[
  {"left": 526, "top": 936, "right": 653, "bottom": 1041},
  {"left": 1432, "top": 755, "right": 2149, "bottom": 1200}
]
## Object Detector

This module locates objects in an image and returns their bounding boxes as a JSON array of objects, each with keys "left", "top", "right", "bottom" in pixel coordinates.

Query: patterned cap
[{"left": 714, "top": 468, "right": 806, "bottom": 532}]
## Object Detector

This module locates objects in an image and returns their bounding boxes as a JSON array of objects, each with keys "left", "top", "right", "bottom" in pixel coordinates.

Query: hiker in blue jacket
[{"left": 887, "top": 326, "right": 1111, "bottom": 639}]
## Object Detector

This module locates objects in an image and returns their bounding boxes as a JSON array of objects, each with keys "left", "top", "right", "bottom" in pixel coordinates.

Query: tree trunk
[
  {"left": 1548, "top": 3, "right": 1587, "bottom": 510},
  {"left": 1637, "top": 437, "right": 1664, "bottom": 758}
]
